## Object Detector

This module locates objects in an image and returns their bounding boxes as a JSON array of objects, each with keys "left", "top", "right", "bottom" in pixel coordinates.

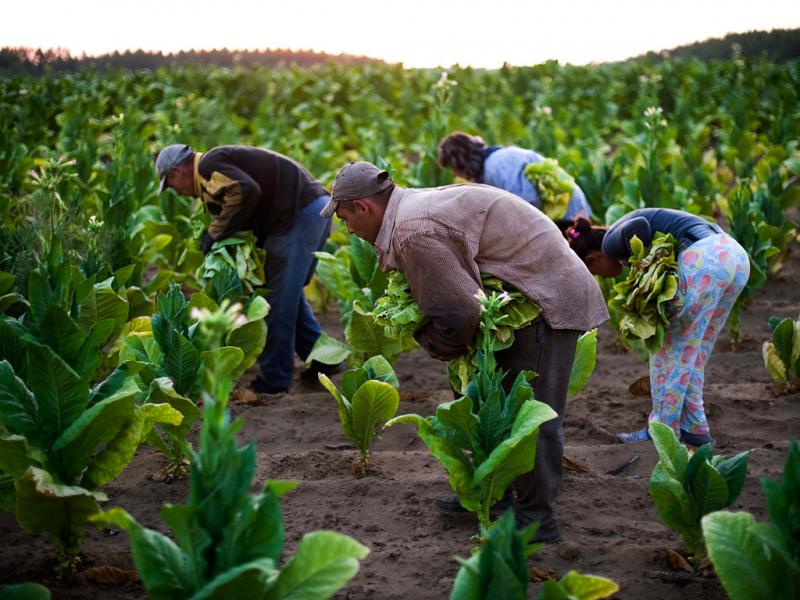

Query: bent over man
[
  {"left": 156, "top": 144, "right": 339, "bottom": 394},
  {"left": 322, "top": 161, "right": 608, "bottom": 542}
]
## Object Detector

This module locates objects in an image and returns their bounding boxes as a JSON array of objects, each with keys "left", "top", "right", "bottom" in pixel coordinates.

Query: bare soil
[{"left": 2, "top": 247, "right": 799, "bottom": 600}]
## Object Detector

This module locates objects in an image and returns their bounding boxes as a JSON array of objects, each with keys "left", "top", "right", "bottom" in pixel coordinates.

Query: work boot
[
  {"left": 515, "top": 512, "right": 561, "bottom": 543},
  {"left": 434, "top": 495, "right": 512, "bottom": 518},
  {"left": 300, "top": 360, "right": 345, "bottom": 384},
  {"left": 250, "top": 377, "right": 289, "bottom": 395},
  {"left": 680, "top": 430, "right": 714, "bottom": 448},
  {"left": 616, "top": 428, "right": 652, "bottom": 444}
]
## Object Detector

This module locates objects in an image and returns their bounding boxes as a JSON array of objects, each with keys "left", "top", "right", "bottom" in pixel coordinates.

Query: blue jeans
[{"left": 258, "top": 194, "right": 331, "bottom": 387}]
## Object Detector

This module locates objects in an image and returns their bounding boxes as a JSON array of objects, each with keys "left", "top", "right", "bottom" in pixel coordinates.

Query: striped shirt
[{"left": 374, "top": 184, "right": 609, "bottom": 360}]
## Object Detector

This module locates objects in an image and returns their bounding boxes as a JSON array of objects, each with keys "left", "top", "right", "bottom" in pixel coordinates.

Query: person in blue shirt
[
  {"left": 564, "top": 209, "right": 750, "bottom": 447},
  {"left": 437, "top": 131, "right": 592, "bottom": 220}
]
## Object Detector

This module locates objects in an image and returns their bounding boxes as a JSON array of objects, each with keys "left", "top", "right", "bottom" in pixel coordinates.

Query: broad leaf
[{"left": 349, "top": 380, "right": 399, "bottom": 454}]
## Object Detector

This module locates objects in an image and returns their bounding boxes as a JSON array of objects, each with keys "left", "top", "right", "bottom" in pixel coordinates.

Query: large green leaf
[
  {"left": 0, "top": 360, "right": 39, "bottom": 441},
  {"left": 15, "top": 467, "right": 106, "bottom": 555},
  {"left": 0, "top": 582, "right": 52, "bottom": 600},
  {"left": 164, "top": 330, "right": 201, "bottom": 396},
  {"left": 93, "top": 507, "right": 196, "bottom": 600},
  {"left": 263, "top": 531, "right": 368, "bottom": 600},
  {"left": 349, "top": 380, "right": 399, "bottom": 454},
  {"left": 52, "top": 379, "right": 139, "bottom": 481},
  {"left": 702, "top": 511, "right": 793, "bottom": 600},
  {"left": 0, "top": 432, "right": 46, "bottom": 477},
  {"left": 25, "top": 343, "right": 89, "bottom": 445},
  {"left": 306, "top": 334, "right": 352, "bottom": 366},
  {"left": 37, "top": 305, "right": 83, "bottom": 367},
  {"left": 567, "top": 329, "right": 597, "bottom": 399},
  {"left": 361, "top": 355, "right": 399, "bottom": 390},
  {"left": 74, "top": 319, "right": 116, "bottom": 381},
  {"left": 436, "top": 396, "right": 481, "bottom": 455},
  {"left": 345, "top": 302, "right": 403, "bottom": 365},
  {"left": 191, "top": 560, "right": 275, "bottom": 599},
  {"left": 84, "top": 401, "right": 183, "bottom": 488},
  {"left": 77, "top": 285, "right": 129, "bottom": 336},
  {"left": 473, "top": 400, "right": 557, "bottom": 505},
  {"left": 715, "top": 451, "right": 749, "bottom": 505},
  {"left": 690, "top": 460, "right": 730, "bottom": 515},
  {"left": 648, "top": 422, "right": 688, "bottom": 480},
  {"left": 225, "top": 320, "right": 266, "bottom": 379},
  {"left": 200, "top": 347, "right": 245, "bottom": 389}
]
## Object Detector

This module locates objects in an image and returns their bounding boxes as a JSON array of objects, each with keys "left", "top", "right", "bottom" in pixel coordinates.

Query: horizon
[{"left": 3, "top": 0, "right": 799, "bottom": 68}]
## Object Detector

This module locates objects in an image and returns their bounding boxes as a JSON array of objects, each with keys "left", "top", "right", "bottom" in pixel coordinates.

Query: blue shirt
[
  {"left": 602, "top": 208, "right": 723, "bottom": 260},
  {"left": 480, "top": 146, "right": 592, "bottom": 219}
]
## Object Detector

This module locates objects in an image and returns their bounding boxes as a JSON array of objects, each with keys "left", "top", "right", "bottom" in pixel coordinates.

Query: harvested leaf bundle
[
  {"left": 522, "top": 158, "right": 575, "bottom": 220},
  {"left": 196, "top": 232, "right": 266, "bottom": 293},
  {"left": 608, "top": 232, "right": 679, "bottom": 353},
  {"left": 371, "top": 272, "right": 541, "bottom": 394}
]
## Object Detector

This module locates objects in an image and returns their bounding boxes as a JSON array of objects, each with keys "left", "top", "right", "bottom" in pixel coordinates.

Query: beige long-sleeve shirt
[{"left": 374, "top": 184, "right": 609, "bottom": 360}]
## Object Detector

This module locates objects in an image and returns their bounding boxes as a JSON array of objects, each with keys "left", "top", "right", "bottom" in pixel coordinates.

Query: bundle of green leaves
[
  {"left": 523, "top": 158, "right": 576, "bottom": 220},
  {"left": 196, "top": 232, "right": 266, "bottom": 294},
  {"left": 371, "top": 272, "right": 541, "bottom": 394},
  {"left": 762, "top": 313, "right": 799, "bottom": 394},
  {"left": 701, "top": 440, "right": 799, "bottom": 600},
  {"left": 318, "top": 355, "right": 400, "bottom": 475},
  {"left": 93, "top": 313, "right": 368, "bottom": 600},
  {"left": 648, "top": 422, "right": 749, "bottom": 559},
  {"left": 387, "top": 291, "right": 557, "bottom": 531},
  {"left": 608, "top": 232, "right": 679, "bottom": 353},
  {"left": 450, "top": 510, "right": 619, "bottom": 600}
]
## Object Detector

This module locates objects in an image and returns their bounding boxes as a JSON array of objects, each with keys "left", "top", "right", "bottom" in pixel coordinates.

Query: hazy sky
[{"left": 3, "top": 0, "right": 798, "bottom": 67}]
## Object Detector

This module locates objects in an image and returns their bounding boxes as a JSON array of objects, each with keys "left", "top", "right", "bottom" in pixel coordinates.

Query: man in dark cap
[
  {"left": 156, "top": 144, "right": 340, "bottom": 394},
  {"left": 324, "top": 162, "right": 608, "bottom": 541}
]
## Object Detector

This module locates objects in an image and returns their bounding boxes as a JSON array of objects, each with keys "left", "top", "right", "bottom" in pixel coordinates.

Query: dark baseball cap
[
  {"left": 155, "top": 144, "right": 194, "bottom": 194},
  {"left": 320, "top": 161, "right": 393, "bottom": 218}
]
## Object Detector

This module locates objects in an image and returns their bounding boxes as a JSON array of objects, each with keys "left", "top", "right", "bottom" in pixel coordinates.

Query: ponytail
[{"left": 564, "top": 216, "right": 606, "bottom": 261}]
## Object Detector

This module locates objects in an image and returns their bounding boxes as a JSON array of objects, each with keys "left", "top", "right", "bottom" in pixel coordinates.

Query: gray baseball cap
[
  {"left": 155, "top": 144, "right": 194, "bottom": 194},
  {"left": 320, "top": 161, "right": 393, "bottom": 218}
]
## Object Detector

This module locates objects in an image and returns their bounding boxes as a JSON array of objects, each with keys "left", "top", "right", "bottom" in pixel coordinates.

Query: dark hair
[
  {"left": 437, "top": 131, "right": 486, "bottom": 181},
  {"left": 564, "top": 217, "right": 607, "bottom": 261}
]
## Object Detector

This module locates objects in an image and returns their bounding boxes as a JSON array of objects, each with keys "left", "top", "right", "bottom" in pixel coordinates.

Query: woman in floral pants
[{"left": 565, "top": 209, "right": 750, "bottom": 446}]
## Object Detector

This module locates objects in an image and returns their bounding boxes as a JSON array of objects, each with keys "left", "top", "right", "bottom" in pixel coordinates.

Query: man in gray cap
[
  {"left": 324, "top": 161, "right": 608, "bottom": 541},
  {"left": 157, "top": 144, "right": 341, "bottom": 394}
]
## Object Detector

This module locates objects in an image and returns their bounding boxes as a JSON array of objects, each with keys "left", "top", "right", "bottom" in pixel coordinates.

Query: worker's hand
[{"left": 200, "top": 231, "right": 216, "bottom": 254}]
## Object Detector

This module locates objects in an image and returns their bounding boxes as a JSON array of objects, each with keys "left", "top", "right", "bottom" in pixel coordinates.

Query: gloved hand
[{"left": 200, "top": 231, "right": 216, "bottom": 254}]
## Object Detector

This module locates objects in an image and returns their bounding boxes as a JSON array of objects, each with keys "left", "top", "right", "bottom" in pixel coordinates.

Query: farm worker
[
  {"left": 437, "top": 131, "right": 592, "bottom": 220},
  {"left": 564, "top": 210, "right": 750, "bottom": 447},
  {"left": 155, "top": 143, "right": 341, "bottom": 394},
  {"left": 322, "top": 161, "right": 609, "bottom": 542}
]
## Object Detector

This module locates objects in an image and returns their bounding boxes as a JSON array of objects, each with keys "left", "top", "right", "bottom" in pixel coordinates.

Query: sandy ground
[{"left": 1, "top": 245, "right": 799, "bottom": 600}]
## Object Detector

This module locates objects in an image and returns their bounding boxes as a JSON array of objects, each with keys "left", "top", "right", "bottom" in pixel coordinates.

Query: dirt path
[{"left": 2, "top": 246, "right": 798, "bottom": 599}]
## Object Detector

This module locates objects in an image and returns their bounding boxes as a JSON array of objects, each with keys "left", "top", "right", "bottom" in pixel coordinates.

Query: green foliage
[
  {"left": 701, "top": 440, "right": 800, "bottom": 600},
  {"left": 92, "top": 317, "right": 368, "bottom": 600},
  {"left": 724, "top": 181, "right": 782, "bottom": 343},
  {"left": 0, "top": 315, "right": 181, "bottom": 574},
  {"left": 0, "top": 583, "right": 51, "bottom": 600},
  {"left": 608, "top": 232, "right": 679, "bottom": 353},
  {"left": 318, "top": 355, "right": 400, "bottom": 472},
  {"left": 450, "top": 510, "right": 618, "bottom": 600},
  {"left": 387, "top": 292, "right": 557, "bottom": 531},
  {"left": 197, "top": 232, "right": 266, "bottom": 294},
  {"left": 762, "top": 313, "right": 800, "bottom": 392},
  {"left": 523, "top": 158, "right": 575, "bottom": 220},
  {"left": 648, "top": 422, "right": 749, "bottom": 557},
  {"left": 567, "top": 329, "right": 597, "bottom": 399},
  {"left": 372, "top": 270, "right": 426, "bottom": 339}
]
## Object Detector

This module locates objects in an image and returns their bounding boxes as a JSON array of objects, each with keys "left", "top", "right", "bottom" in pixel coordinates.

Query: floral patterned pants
[{"left": 649, "top": 233, "right": 750, "bottom": 435}]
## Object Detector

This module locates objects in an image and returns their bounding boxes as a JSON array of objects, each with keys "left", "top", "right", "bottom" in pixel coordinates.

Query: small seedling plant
[
  {"left": 762, "top": 313, "right": 800, "bottom": 394},
  {"left": 648, "top": 422, "right": 749, "bottom": 561},
  {"left": 318, "top": 355, "right": 400, "bottom": 476},
  {"left": 701, "top": 440, "right": 800, "bottom": 600},
  {"left": 450, "top": 509, "right": 619, "bottom": 600},
  {"left": 386, "top": 290, "right": 557, "bottom": 532}
]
